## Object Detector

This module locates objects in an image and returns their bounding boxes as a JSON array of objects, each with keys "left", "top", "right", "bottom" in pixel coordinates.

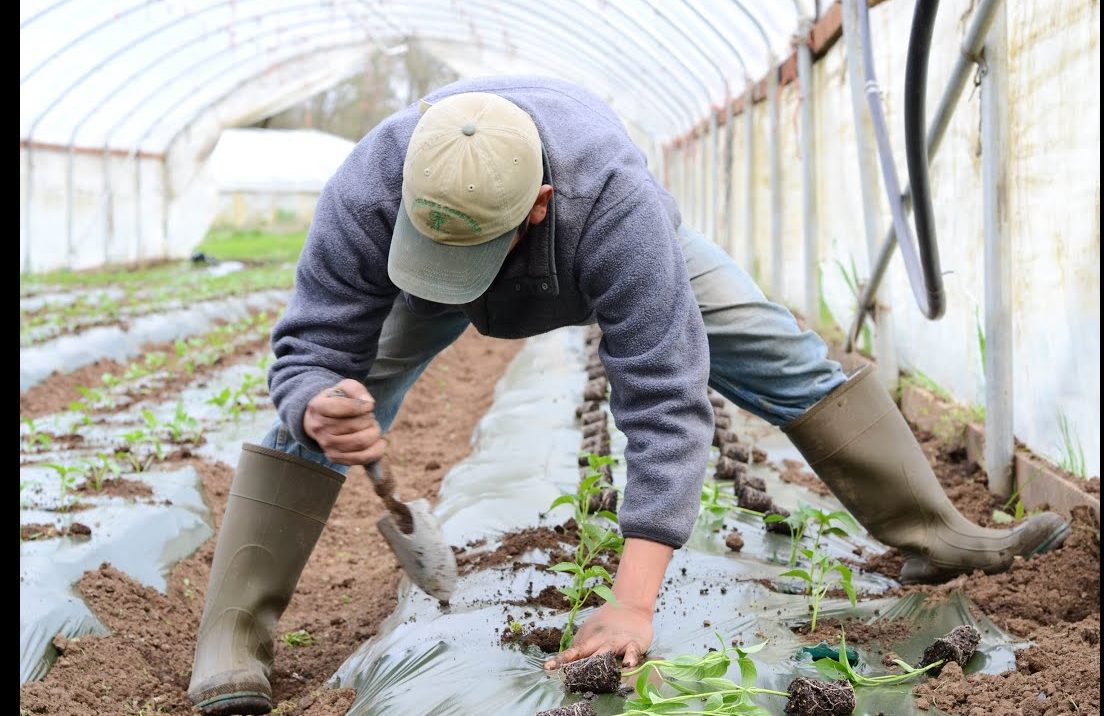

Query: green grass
[
  {"left": 1057, "top": 413, "right": 1087, "bottom": 478},
  {"left": 196, "top": 228, "right": 307, "bottom": 265},
  {"left": 21, "top": 229, "right": 306, "bottom": 296}
]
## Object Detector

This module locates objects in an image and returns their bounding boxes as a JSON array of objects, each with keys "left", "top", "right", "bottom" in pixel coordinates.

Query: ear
[{"left": 527, "top": 184, "right": 554, "bottom": 225}]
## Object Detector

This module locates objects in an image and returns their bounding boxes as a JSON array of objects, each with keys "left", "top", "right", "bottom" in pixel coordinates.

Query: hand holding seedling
[
  {"left": 305, "top": 379, "right": 386, "bottom": 465},
  {"left": 544, "top": 537, "right": 671, "bottom": 671}
]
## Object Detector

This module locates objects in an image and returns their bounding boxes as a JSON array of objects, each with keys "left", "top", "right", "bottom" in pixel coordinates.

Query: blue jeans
[{"left": 261, "top": 225, "right": 845, "bottom": 464}]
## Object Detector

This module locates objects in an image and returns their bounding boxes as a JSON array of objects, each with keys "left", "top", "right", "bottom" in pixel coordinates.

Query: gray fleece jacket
[{"left": 270, "top": 76, "right": 713, "bottom": 548}]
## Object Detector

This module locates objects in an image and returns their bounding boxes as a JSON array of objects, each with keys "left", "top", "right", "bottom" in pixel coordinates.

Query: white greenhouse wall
[{"left": 672, "top": 0, "right": 1100, "bottom": 476}]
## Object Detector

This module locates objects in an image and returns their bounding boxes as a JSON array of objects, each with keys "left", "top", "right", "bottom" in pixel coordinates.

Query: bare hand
[
  {"left": 303, "top": 379, "right": 385, "bottom": 465},
  {"left": 543, "top": 602, "right": 653, "bottom": 670}
]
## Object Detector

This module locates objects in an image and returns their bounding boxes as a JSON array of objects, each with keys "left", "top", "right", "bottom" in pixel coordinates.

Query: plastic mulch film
[
  {"left": 20, "top": 288, "right": 287, "bottom": 391},
  {"left": 329, "top": 327, "right": 1024, "bottom": 715},
  {"left": 19, "top": 466, "right": 212, "bottom": 684}
]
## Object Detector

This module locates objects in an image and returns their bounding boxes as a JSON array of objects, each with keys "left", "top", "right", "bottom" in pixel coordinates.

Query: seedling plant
[
  {"left": 766, "top": 507, "right": 859, "bottom": 631},
  {"left": 813, "top": 631, "right": 944, "bottom": 687},
  {"left": 548, "top": 453, "right": 624, "bottom": 651},
  {"left": 621, "top": 636, "right": 787, "bottom": 715}
]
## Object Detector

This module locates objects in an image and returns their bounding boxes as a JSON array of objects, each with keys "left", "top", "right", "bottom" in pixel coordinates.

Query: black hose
[{"left": 904, "top": 0, "right": 946, "bottom": 319}]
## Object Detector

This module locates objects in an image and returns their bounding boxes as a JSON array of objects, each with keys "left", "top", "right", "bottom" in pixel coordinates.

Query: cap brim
[{"left": 388, "top": 199, "right": 514, "bottom": 305}]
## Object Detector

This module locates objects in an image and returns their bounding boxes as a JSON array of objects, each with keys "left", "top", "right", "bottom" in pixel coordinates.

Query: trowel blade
[{"left": 376, "top": 498, "right": 458, "bottom": 602}]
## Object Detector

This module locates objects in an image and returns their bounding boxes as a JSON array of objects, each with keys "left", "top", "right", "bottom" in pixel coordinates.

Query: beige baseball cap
[{"left": 388, "top": 92, "right": 543, "bottom": 304}]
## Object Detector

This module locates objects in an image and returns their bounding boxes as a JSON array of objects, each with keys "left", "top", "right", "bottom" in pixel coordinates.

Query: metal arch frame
[
  {"left": 429, "top": 2, "right": 695, "bottom": 131},
  {"left": 680, "top": 0, "right": 752, "bottom": 255},
  {"left": 639, "top": 0, "right": 730, "bottom": 234},
  {"left": 536, "top": 0, "right": 706, "bottom": 130},
  {"left": 128, "top": 31, "right": 377, "bottom": 260},
  {"left": 21, "top": 0, "right": 166, "bottom": 84},
  {"left": 726, "top": 0, "right": 775, "bottom": 283},
  {"left": 20, "top": 0, "right": 76, "bottom": 29},
  {"left": 793, "top": 0, "right": 820, "bottom": 326},
  {"left": 23, "top": 0, "right": 341, "bottom": 269},
  {"left": 65, "top": 3, "right": 367, "bottom": 261},
  {"left": 596, "top": 0, "right": 717, "bottom": 229},
  {"left": 382, "top": 1, "right": 698, "bottom": 135}
]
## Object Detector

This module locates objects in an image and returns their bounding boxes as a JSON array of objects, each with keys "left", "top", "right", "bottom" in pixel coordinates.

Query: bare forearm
[{"left": 613, "top": 537, "right": 673, "bottom": 613}]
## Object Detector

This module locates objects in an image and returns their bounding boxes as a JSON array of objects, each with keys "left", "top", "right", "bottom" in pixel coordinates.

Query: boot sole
[
  {"left": 900, "top": 520, "right": 1072, "bottom": 584},
  {"left": 196, "top": 692, "right": 272, "bottom": 716}
]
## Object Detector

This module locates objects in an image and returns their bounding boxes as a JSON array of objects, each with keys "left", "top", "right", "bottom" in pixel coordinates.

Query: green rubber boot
[
  {"left": 783, "top": 364, "right": 1069, "bottom": 584},
  {"left": 188, "top": 444, "right": 345, "bottom": 715}
]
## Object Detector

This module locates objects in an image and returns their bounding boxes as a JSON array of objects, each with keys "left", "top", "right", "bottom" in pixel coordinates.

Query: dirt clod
[
  {"left": 917, "top": 625, "right": 980, "bottom": 676},
  {"left": 785, "top": 677, "right": 856, "bottom": 715},
  {"left": 725, "top": 531, "right": 745, "bottom": 552},
  {"left": 562, "top": 651, "right": 620, "bottom": 694},
  {"left": 537, "top": 701, "right": 597, "bottom": 716}
]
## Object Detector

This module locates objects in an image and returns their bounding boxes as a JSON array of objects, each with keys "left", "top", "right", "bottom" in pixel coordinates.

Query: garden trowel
[{"left": 328, "top": 389, "right": 458, "bottom": 602}]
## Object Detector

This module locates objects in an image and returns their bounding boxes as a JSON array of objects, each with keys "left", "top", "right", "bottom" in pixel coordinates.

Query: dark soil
[
  {"left": 792, "top": 617, "right": 918, "bottom": 647},
  {"left": 19, "top": 322, "right": 270, "bottom": 420},
  {"left": 850, "top": 417, "right": 1101, "bottom": 715},
  {"left": 21, "top": 522, "right": 93, "bottom": 541},
  {"left": 914, "top": 616, "right": 1100, "bottom": 715},
  {"left": 19, "top": 328, "right": 522, "bottom": 716},
  {"left": 562, "top": 651, "right": 621, "bottom": 694},
  {"left": 455, "top": 524, "right": 576, "bottom": 575},
  {"left": 725, "top": 530, "right": 745, "bottom": 552},
  {"left": 501, "top": 622, "right": 564, "bottom": 653},
  {"left": 784, "top": 677, "right": 856, "bottom": 715},
  {"left": 537, "top": 701, "right": 597, "bottom": 716},
  {"left": 76, "top": 476, "right": 154, "bottom": 499},
  {"left": 917, "top": 625, "right": 981, "bottom": 676}
]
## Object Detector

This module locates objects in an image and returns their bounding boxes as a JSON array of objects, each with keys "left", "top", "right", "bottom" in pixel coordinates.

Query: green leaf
[
  {"left": 991, "top": 509, "right": 1014, "bottom": 524},
  {"left": 548, "top": 494, "right": 576, "bottom": 511},
  {"left": 779, "top": 568, "right": 812, "bottom": 583},
  {"left": 549, "top": 561, "right": 582, "bottom": 574},
  {"left": 763, "top": 513, "right": 785, "bottom": 523},
  {"left": 592, "top": 584, "right": 617, "bottom": 606}
]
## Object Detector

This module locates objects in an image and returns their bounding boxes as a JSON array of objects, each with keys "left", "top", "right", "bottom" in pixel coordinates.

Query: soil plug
[
  {"left": 715, "top": 456, "right": 748, "bottom": 481},
  {"left": 713, "top": 429, "right": 740, "bottom": 447},
  {"left": 562, "top": 651, "right": 620, "bottom": 694},
  {"left": 708, "top": 393, "right": 726, "bottom": 408},
  {"left": 581, "top": 421, "right": 607, "bottom": 439},
  {"left": 586, "top": 486, "right": 618, "bottom": 515},
  {"left": 580, "top": 435, "right": 610, "bottom": 454},
  {"left": 585, "top": 364, "right": 605, "bottom": 380},
  {"left": 714, "top": 413, "right": 732, "bottom": 430},
  {"left": 536, "top": 702, "right": 596, "bottom": 716},
  {"left": 764, "top": 507, "right": 795, "bottom": 535},
  {"left": 784, "top": 677, "right": 856, "bottom": 715},
  {"left": 751, "top": 446, "right": 768, "bottom": 463},
  {"left": 579, "top": 408, "right": 606, "bottom": 425},
  {"left": 736, "top": 484, "right": 776, "bottom": 514},
  {"left": 723, "top": 443, "right": 750, "bottom": 463},
  {"left": 582, "top": 378, "right": 608, "bottom": 401},
  {"left": 917, "top": 625, "right": 981, "bottom": 676},
  {"left": 576, "top": 401, "right": 601, "bottom": 418}
]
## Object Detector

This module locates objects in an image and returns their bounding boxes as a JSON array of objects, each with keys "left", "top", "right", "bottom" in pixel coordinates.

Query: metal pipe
[
  {"left": 981, "top": 6, "right": 1013, "bottom": 498},
  {"left": 846, "top": 0, "right": 1006, "bottom": 347},
  {"left": 710, "top": 113, "right": 719, "bottom": 238},
  {"left": 841, "top": 0, "right": 897, "bottom": 385},
  {"left": 768, "top": 64, "right": 782, "bottom": 300},
  {"left": 796, "top": 17, "right": 818, "bottom": 327},
  {"left": 744, "top": 89, "right": 755, "bottom": 280}
]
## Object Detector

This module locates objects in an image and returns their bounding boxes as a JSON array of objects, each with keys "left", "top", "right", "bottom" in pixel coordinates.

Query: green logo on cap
[{"left": 414, "top": 198, "right": 482, "bottom": 236}]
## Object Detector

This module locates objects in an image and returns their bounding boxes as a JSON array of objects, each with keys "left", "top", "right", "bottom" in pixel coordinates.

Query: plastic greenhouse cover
[
  {"left": 328, "top": 327, "right": 1021, "bottom": 715},
  {"left": 21, "top": 0, "right": 801, "bottom": 149}
]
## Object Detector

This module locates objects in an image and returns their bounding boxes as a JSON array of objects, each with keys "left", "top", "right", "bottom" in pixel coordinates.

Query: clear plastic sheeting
[
  {"left": 328, "top": 327, "right": 1020, "bottom": 715},
  {"left": 19, "top": 288, "right": 287, "bottom": 392},
  {"left": 20, "top": 0, "right": 803, "bottom": 152},
  {"left": 19, "top": 466, "right": 211, "bottom": 684}
]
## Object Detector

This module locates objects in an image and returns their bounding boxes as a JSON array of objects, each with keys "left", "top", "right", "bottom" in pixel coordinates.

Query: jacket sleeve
[
  {"left": 268, "top": 170, "right": 400, "bottom": 453},
  {"left": 576, "top": 181, "right": 714, "bottom": 548}
]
